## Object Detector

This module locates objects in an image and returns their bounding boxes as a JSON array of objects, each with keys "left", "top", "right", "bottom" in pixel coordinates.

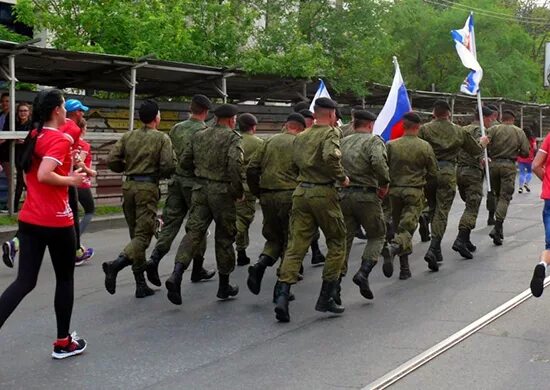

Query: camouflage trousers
[
  {"left": 235, "top": 191, "right": 257, "bottom": 251},
  {"left": 489, "top": 161, "right": 517, "bottom": 222},
  {"left": 340, "top": 189, "right": 385, "bottom": 276},
  {"left": 121, "top": 181, "right": 160, "bottom": 272},
  {"left": 259, "top": 190, "right": 293, "bottom": 261},
  {"left": 175, "top": 182, "right": 237, "bottom": 275},
  {"left": 425, "top": 164, "right": 457, "bottom": 240},
  {"left": 279, "top": 186, "right": 346, "bottom": 284},
  {"left": 154, "top": 175, "right": 206, "bottom": 260},
  {"left": 457, "top": 166, "right": 484, "bottom": 231},
  {"left": 389, "top": 187, "right": 424, "bottom": 255}
]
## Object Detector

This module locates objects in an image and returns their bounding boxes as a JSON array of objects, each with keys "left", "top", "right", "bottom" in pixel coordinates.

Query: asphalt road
[{"left": 0, "top": 180, "right": 547, "bottom": 390}]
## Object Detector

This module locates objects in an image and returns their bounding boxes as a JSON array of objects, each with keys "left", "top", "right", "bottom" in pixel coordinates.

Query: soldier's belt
[
  {"left": 299, "top": 182, "right": 334, "bottom": 188},
  {"left": 127, "top": 175, "right": 158, "bottom": 184},
  {"left": 260, "top": 188, "right": 295, "bottom": 193},
  {"left": 437, "top": 160, "right": 456, "bottom": 168},
  {"left": 340, "top": 186, "right": 377, "bottom": 193},
  {"left": 492, "top": 158, "right": 516, "bottom": 164}
]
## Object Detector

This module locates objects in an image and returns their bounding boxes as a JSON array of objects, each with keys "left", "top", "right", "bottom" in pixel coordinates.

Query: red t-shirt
[
  {"left": 59, "top": 118, "right": 81, "bottom": 146},
  {"left": 540, "top": 134, "right": 550, "bottom": 200},
  {"left": 77, "top": 139, "right": 92, "bottom": 189},
  {"left": 18, "top": 128, "right": 74, "bottom": 227}
]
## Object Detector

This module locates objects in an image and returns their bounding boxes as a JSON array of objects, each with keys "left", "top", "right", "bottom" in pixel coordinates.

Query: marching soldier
[
  {"left": 274, "top": 97, "right": 349, "bottom": 322},
  {"left": 164, "top": 104, "right": 244, "bottom": 305},
  {"left": 246, "top": 113, "right": 306, "bottom": 296},
  {"left": 235, "top": 113, "right": 264, "bottom": 266},
  {"left": 452, "top": 106, "right": 493, "bottom": 259},
  {"left": 486, "top": 110, "right": 530, "bottom": 245},
  {"left": 145, "top": 95, "right": 215, "bottom": 287},
  {"left": 485, "top": 104, "right": 500, "bottom": 226},
  {"left": 384, "top": 112, "right": 438, "bottom": 278},
  {"left": 104, "top": 100, "right": 176, "bottom": 298},
  {"left": 340, "top": 110, "right": 389, "bottom": 300},
  {"left": 419, "top": 100, "right": 485, "bottom": 271}
]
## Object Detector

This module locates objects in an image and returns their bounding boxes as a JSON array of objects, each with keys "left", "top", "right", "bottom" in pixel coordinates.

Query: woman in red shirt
[{"left": 0, "top": 89, "right": 87, "bottom": 359}]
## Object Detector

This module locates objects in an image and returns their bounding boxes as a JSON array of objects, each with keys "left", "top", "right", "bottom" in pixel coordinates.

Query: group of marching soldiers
[{"left": 102, "top": 94, "right": 530, "bottom": 322}]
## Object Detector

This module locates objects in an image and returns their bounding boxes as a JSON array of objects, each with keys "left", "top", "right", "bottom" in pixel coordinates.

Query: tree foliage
[{"left": 12, "top": 0, "right": 550, "bottom": 102}]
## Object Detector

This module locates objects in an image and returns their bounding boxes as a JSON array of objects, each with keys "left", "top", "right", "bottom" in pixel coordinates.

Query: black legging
[
  {"left": 0, "top": 221, "right": 76, "bottom": 338},
  {"left": 77, "top": 187, "right": 95, "bottom": 234},
  {"left": 68, "top": 186, "right": 80, "bottom": 250}
]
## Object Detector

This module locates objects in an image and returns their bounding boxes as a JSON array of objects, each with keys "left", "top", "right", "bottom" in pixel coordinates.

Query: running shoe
[
  {"left": 530, "top": 264, "right": 546, "bottom": 298},
  {"left": 154, "top": 217, "right": 164, "bottom": 239},
  {"left": 524, "top": 184, "right": 531, "bottom": 193},
  {"left": 51, "top": 332, "right": 87, "bottom": 359},
  {"left": 2, "top": 238, "right": 18, "bottom": 268},
  {"left": 75, "top": 247, "right": 94, "bottom": 266},
  {"left": 518, "top": 187, "right": 523, "bottom": 194}
]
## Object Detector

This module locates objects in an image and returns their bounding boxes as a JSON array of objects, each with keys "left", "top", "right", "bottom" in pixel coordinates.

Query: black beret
[
  {"left": 503, "top": 110, "right": 516, "bottom": 118},
  {"left": 299, "top": 109, "right": 314, "bottom": 119},
  {"left": 286, "top": 113, "right": 306, "bottom": 128},
  {"left": 191, "top": 94, "right": 212, "bottom": 110},
  {"left": 403, "top": 111, "right": 421, "bottom": 124},
  {"left": 237, "top": 113, "right": 258, "bottom": 129},
  {"left": 486, "top": 104, "right": 498, "bottom": 112},
  {"left": 477, "top": 106, "right": 493, "bottom": 117},
  {"left": 314, "top": 97, "right": 337, "bottom": 110},
  {"left": 353, "top": 110, "right": 377, "bottom": 122},
  {"left": 433, "top": 100, "right": 451, "bottom": 111},
  {"left": 214, "top": 104, "right": 238, "bottom": 118},
  {"left": 139, "top": 100, "right": 159, "bottom": 123},
  {"left": 293, "top": 101, "right": 310, "bottom": 112}
]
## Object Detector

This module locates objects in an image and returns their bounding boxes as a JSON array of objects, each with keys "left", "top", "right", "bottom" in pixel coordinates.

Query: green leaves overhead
[{"left": 12, "top": 0, "right": 550, "bottom": 102}]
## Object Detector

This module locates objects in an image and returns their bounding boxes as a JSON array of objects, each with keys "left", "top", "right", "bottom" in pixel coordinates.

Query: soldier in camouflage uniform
[
  {"left": 274, "top": 97, "right": 349, "bottom": 323},
  {"left": 452, "top": 106, "right": 493, "bottom": 259},
  {"left": 419, "top": 100, "right": 485, "bottom": 271},
  {"left": 165, "top": 104, "right": 244, "bottom": 305},
  {"left": 246, "top": 113, "right": 306, "bottom": 296},
  {"left": 104, "top": 100, "right": 176, "bottom": 298},
  {"left": 299, "top": 109, "right": 315, "bottom": 129},
  {"left": 384, "top": 112, "right": 438, "bottom": 279},
  {"left": 340, "top": 105, "right": 364, "bottom": 138},
  {"left": 145, "top": 95, "right": 215, "bottom": 287},
  {"left": 235, "top": 113, "right": 264, "bottom": 266},
  {"left": 486, "top": 110, "right": 530, "bottom": 245},
  {"left": 339, "top": 110, "right": 389, "bottom": 300},
  {"left": 485, "top": 104, "right": 500, "bottom": 226}
]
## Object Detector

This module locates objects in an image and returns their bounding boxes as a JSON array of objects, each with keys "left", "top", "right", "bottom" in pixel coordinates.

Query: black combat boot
[
  {"left": 333, "top": 277, "right": 343, "bottom": 305},
  {"left": 382, "top": 242, "right": 400, "bottom": 278},
  {"left": 272, "top": 281, "right": 295, "bottom": 303},
  {"left": 134, "top": 271, "right": 155, "bottom": 298},
  {"left": 236, "top": 249, "right": 250, "bottom": 266},
  {"left": 165, "top": 263, "right": 185, "bottom": 305},
  {"left": 274, "top": 282, "right": 291, "bottom": 322},
  {"left": 399, "top": 255, "right": 411, "bottom": 280},
  {"left": 487, "top": 211, "right": 495, "bottom": 226},
  {"left": 310, "top": 239, "right": 326, "bottom": 265},
  {"left": 418, "top": 214, "right": 431, "bottom": 242},
  {"left": 247, "top": 254, "right": 276, "bottom": 295},
  {"left": 315, "top": 280, "right": 345, "bottom": 314},
  {"left": 489, "top": 220, "right": 503, "bottom": 246},
  {"left": 352, "top": 260, "right": 376, "bottom": 299},
  {"left": 190, "top": 256, "right": 216, "bottom": 283},
  {"left": 145, "top": 248, "right": 163, "bottom": 287},
  {"left": 424, "top": 239, "right": 440, "bottom": 272},
  {"left": 452, "top": 229, "right": 473, "bottom": 259},
  {"left": 465, "top": 230, "right": 477, "bottom": 252},
  {"left": 102, "top": 254, "right": 132, "bottom": 295},
  {"left": 217, "top": 274, "right": 239, "bottom": 300},
  {"left": 355, "top": 228, "right": 368, "bottom": 240}
]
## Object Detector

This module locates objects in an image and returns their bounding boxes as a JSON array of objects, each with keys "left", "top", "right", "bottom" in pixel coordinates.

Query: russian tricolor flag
[
  {"left": 451, "top": 13, "right": 483, "bottom": 95},
  {"left": 373, "top": 58, "right": 411, "bottom": 142}
]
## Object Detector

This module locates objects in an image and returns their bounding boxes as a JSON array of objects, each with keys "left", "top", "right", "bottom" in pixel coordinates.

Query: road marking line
[{"left": 363, "top": 275, "right": 550, "bottom": 390}]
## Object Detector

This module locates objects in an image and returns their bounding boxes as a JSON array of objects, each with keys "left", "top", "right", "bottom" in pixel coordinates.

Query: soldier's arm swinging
[
  {"left": 321, "top": 130, "right": 347, "bottom": 184},
  {"left": 158, "top": 135, "right": 176, "bottom": 179},
  {"left": 228, "top": 137, "right": 245, "bottom": 200},
  {"left": 107, "top": 133, "right": 127, "bottom": 173},
  {"left": 246, "top": 142, "right": 265, "bottom": 198}
]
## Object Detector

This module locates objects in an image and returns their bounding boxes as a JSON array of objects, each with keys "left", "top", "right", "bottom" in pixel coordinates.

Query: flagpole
[{"left": 469, "top": 11, "right": 491, "bottom": 192}]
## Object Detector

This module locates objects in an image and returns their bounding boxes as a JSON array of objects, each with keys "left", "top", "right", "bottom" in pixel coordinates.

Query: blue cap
[{"left": 65, "top": 99, "right": 89, "bottom": 113}]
